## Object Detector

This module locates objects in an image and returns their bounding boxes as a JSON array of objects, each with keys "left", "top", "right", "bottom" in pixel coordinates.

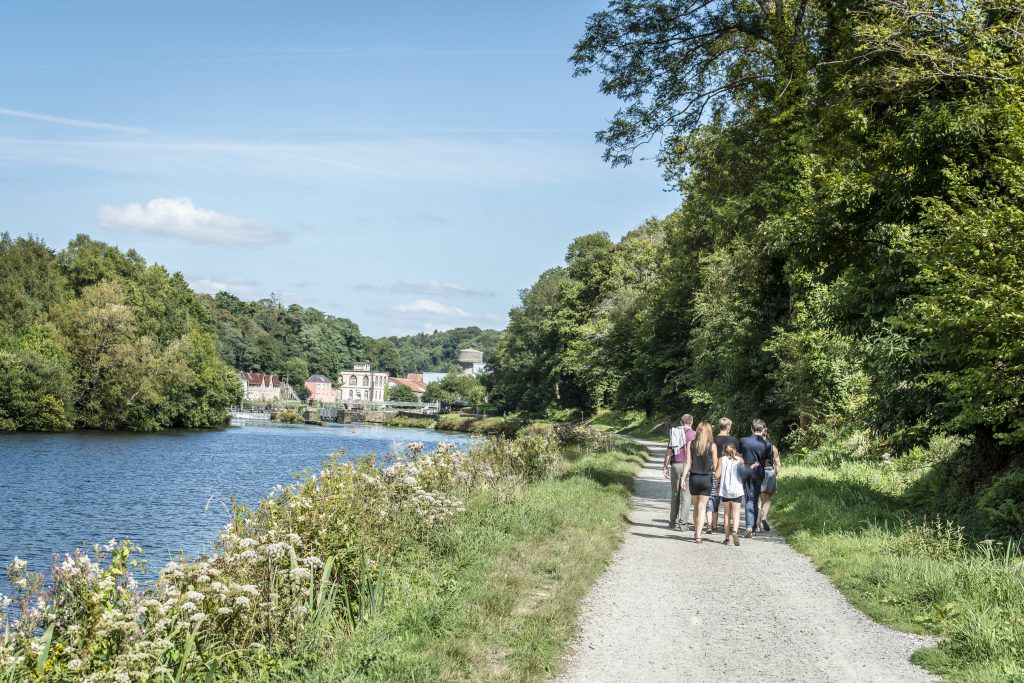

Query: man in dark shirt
[
  {"left": 709, "top": 417, "right": 739, "bottom": 534},
  {"left": 738, "top": 419, "right": 772, "bottom": 537}
]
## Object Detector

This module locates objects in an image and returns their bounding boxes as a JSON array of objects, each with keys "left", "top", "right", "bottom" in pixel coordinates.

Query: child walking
[{"left": 717, "top": 443, "right": 744, "bottom": 546}]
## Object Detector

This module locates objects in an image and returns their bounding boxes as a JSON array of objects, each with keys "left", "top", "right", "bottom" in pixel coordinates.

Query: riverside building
[{"left": 336, "top": 362, "right": 387, "bottom": 403}]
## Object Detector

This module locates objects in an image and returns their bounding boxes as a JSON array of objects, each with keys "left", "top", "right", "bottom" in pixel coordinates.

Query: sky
[{"left": 0, "top": 1, "right": 679, "bottom": 337}]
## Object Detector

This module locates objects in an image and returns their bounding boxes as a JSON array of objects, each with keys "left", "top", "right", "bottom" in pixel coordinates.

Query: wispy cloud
[
  {"left": 394, "top": 299, "right": 469, "bottom": 318},
  {"left": 98, "top": 197, "right": 287, "bottom": 246},
  {"left": 0, "top": 136, "right": 599, "bottom": 186},
  {"left": 367, "top": 298, "right": 505, "bottom": 335},
  {"left": 356, "top": 281, "right": 495, "bottom": 298},
  {"left": 263, "top": 47, "right": 564, "bottom": 57},
  {"left": 0, "top": 107, "right": 150, "bottom": 135},
  {"left": 189, "top": 275, "right": 261, "bottom": 297}
]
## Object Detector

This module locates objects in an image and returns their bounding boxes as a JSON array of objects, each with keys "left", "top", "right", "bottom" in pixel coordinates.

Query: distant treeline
[
  {"left": 0, "top": 233, "right": 501, "bottom": 431},
  {"left": 487, "top": 0, "right": 1024, "bottom": 537}
]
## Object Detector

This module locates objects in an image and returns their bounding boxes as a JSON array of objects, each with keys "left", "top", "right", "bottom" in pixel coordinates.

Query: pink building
[{"left": 304, "top": 374, "right": 335, "bottom": 403}]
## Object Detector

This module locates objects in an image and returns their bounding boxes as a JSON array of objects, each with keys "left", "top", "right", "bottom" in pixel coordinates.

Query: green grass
[
  {"left": 381, "top": 414, "right": 438, "bottom": 429},
  {"left": 304, "top": 440, "right": 647, "bottom": 682},
  {"left": 772, "top": 461, "right": 1024, "bottom": 682},
  {"left": 586, "top": 409, "right": 670, "bottom": 442}
]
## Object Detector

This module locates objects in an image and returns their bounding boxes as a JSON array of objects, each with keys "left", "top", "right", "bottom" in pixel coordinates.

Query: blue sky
[{"left": 0, "top": 1, "right": 679, "bottom": 336}]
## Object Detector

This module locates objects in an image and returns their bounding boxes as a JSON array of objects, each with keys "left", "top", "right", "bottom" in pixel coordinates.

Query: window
[
  {"left": 349, "top": 375, "right": 357, "bottom": 386},
  {"left": 362, "top": 376, "right": 369, "bottom": 387},
  {"left": 348, "top": 390, "right": 353, "bottom": 398}
]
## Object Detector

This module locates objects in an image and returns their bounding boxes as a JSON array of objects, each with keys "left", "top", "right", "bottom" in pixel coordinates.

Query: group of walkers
[{"left": 661, "top": 414, "right": 781, "bottom": 545}]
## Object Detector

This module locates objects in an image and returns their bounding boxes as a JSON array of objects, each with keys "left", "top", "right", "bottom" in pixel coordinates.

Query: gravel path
[{"left": 554, "top": 440, "right": 939, "bottom": 683}]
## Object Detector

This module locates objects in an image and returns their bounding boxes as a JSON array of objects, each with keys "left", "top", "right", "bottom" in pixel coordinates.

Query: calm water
[{"left": 0, "top": 423, "right": 471, "bottom": 585}]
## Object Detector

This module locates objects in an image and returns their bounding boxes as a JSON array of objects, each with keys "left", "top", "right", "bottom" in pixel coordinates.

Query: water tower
[{"left": 457, "top": 348, "right": 484, "bottom": 375}]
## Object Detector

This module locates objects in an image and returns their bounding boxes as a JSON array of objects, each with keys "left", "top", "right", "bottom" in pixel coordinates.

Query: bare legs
[
  {"left": 760, "top": 492, "right": 774, "bottom": 530},
  {"left": 722, "top": 501, "right": 741, "bottom": 544},
  {"left": 692, "top": 495, "right": 708, "bottom": 542}
]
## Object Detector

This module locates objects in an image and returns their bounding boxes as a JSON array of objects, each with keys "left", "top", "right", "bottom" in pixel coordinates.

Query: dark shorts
[
  {"left": 762, "top": 467, "right": 778, "bottom": 494},
  {"left": 721, "top": 496, "right": 742, "bottom": 503},
  {"left": 689, "top": 473, "right": 712, "bottom": 496}
]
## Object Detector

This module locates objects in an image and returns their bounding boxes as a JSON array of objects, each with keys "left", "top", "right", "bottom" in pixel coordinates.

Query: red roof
[
  {"left": 240, "top": 372, "right": 281, "bottom": 387},
  {"left": 388, "top": 373, "right": 427, "bottom": 394}
]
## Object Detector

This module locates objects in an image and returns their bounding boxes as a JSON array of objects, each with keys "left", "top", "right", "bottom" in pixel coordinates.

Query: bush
[
  {"left": 978, "top": 469, "right": 1024, "bottom": 538},
  {"left": 0, "top": 426, "right": 632, "bottom": 681},
  {"left": 274, "top": 410, "right": 304, "bottom": 424}
]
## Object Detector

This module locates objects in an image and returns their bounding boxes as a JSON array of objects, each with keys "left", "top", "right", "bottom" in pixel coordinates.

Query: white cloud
[
  {"left": 365, "top": 299, "right": 506, "bottom": 336},
  {"left": 188, "top": 275, "right": 261, "bottom": 297},
  {"left": 0, "top": 136, "right": 602, "bottom": 187},
  {"left": 97, "top": 197, "right": 285, "bottom": 246},
  {"left": 356, "top": 280, "right": 495, "bottom": 298},
  {"left": 393, "top": 299, "right": 469, "bottom": 318},
  {"left": 0, "top": 106, "right": 149, "bottom": 134}
]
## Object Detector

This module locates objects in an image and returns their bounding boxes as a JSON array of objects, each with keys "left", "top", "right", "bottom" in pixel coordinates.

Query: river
[{"left": 0, "top": 423, "right": 471, "bottom": 590}]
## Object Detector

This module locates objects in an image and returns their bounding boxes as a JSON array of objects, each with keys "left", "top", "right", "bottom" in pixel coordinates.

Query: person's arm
[
  {"left": 680, "top": 456, "right": 690, "bottom": 491},
  {"left": 772, "top": 445, "right": 781, "bottom": 471},
  {"left": 711, "top": 444, "right": 719, "bottom": 476},
  {"left": 663, "top": 447, "right": 672, "bottom": 478}
]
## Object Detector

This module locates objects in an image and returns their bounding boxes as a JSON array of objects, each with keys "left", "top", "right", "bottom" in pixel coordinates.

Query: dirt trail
[{"left": 554, "top": 439, "right": 938, "bottom": 683}]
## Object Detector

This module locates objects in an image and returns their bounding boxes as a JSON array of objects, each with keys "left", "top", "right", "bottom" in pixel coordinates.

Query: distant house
[
  {"left": 388, "top": 373, "right": 427, "bottom": 400},
  {"left": 336, "top": 362, "right": 388, "bottom": 403},
  {"left": 304, "top": 374, "right": 335, "bottom": 403},
  {"left": 239, "top": 372, "right": 285, "bottom": 402}
]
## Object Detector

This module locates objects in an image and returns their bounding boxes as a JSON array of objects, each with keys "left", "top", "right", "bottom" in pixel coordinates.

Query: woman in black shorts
[{"left": 682, "top": 420, "right": 719, "bottom": 544}]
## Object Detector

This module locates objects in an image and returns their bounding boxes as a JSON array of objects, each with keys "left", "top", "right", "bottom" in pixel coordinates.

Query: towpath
[{"left": 554, "top": 439, "right": 938, "bottom": 683}]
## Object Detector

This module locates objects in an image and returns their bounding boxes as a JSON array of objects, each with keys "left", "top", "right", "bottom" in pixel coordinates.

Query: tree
[
  {"left": 423, "top": 373, "right": 486, "bottom": 406},
  {"left": 387, "top": 382, "right": 419, "bottom": 403}
]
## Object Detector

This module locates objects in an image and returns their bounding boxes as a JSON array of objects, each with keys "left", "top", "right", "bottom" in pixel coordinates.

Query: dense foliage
[
  {"left": 489, "top": 0, "right": 1024, "bottom": 536},
  {"left": 0, "top": 234, "right": 239, "bottom": 431},
  {"left": 206, "top": 295, "right": 498, "bottom": 395},
  {"left": 0, "top": 233, "right": 503, "bottom": 430},
  {"left": 423, "top": 372, "right": 487, "bottom": 406},
  {"left": 384, "top": 327, "right": 501, "bottom": 374}
]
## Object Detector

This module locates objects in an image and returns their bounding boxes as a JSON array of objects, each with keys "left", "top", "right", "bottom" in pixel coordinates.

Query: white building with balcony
[{"left": 336, "top": 361, "right": 387, "bottom": 403}]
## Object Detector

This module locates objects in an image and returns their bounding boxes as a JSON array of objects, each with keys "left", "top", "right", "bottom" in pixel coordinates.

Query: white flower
[
  {"left": 238, "top": 538, "right": 257, "bottom": 549},
  {"left": 185, "top": 591, "right": 205, "bottom": 602},
  {"left": 9, "top": 557, "right": 27, "bottom": 573},
  {"left": 179, "top": 601, "right": 197, "bottom": 613},
  {"left": 67, "top": 658, "right": 83, "bottom": 671},
  {"left": 239, "top": 584, "right": 260, "bottom": 596},
  {"left": 102, "top": 538, "right": 117, "bottom": 552},
  {"left": 234, "top": 596, "right": 251, "bottom": 609},
  {"left": 190, "top": 612, "right": 206, "bottom": 623},
  {"left": 217, "top": 607, "right": 233, "bottom": 615}
]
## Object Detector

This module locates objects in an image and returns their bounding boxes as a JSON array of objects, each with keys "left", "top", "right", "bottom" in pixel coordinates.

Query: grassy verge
[
  {"left": 585, "top": 409, "right": 669, "bottom": 442},
  {"left": 305, "top": 439, "right": 647, "bottom": 682},
  {"left": 435, "top": 413, "right": 526, "bottom": 436},
  {"left": 381, "top": 414, "right": 438, "bottom": 429},
  {"left": 772, "top": 460, "right": 1024, "bottom": 682}
]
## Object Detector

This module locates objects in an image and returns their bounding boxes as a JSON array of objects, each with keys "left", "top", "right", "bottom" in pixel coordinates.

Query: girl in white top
[{"left": 717, "top": 443, "right": 745, "bottom": 546}]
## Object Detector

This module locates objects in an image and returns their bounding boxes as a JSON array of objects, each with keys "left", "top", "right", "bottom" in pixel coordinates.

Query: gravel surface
[{"left": 554, "top": 440, "right": 939, "bottom": 683}]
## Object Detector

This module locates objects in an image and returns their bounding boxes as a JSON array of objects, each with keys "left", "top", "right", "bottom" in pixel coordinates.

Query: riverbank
[
  {"left": 0, "top": 426, "right": 645, "bottom": 681},
  {"left": 381, "top": 412, "right": 526, "bottom": 436}
]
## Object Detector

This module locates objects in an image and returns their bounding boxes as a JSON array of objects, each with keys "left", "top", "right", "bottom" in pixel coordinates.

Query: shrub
[
  {"left": 274, "top": 410, "right": 304, "bottom": 424},
  {"left": 0, "top": 427, "right": 630, "bottom": 681},
  {"left": 978, "top": 469, "right": 1024, "bottom": 538}
]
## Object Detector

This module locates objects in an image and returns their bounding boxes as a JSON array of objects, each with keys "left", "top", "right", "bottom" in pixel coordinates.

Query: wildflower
[
  {"left": 190, "top": 612, "right": 206, "bottom": 623},
  {"left": 67, "top": 658, "right": 83, "bottom": 671},
  {"left": 234, "top": 596, "right": 251, "bottom": 609},
  {"left": 9, "top": 556, "right": 27, "bottom": 572},
  {"left": 239, "top": 584, "right": 260, "bottom": 596},
  {"left": 185, "top": 591, "right": 205, "bottom": 603},
  {"left": 217, "top": 607, "right": 233, "bottom": 616},
  {"left": 179, "top": 601, "right": 197, "bottom": 613},
  {"left": 102, "top": 538, "right": 117, "bottom": 552}
]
